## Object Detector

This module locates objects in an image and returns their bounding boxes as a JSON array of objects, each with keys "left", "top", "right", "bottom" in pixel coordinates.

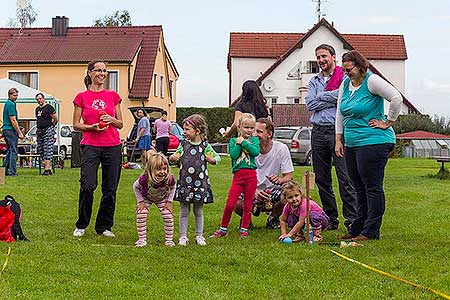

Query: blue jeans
[
  {"left": 345, "top": 143, "right": 394, "bottom": 239},
  {"left": 311, "top": 125, "right": 358, "bottom": 229},
  {"left": 2, "top": 129, "right": 18, "bottom": 176}
]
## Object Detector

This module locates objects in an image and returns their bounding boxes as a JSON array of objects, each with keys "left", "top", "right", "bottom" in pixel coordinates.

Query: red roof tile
[
  {"left": 229, "top": 32, "right": 407, "bottom": 60},
  {"left": 0, "top": 26, "right": 163, "bottom": 99},
  {"left": 396, "top": 131, "right": 450, "bottom": 139},
  {"left": 229, "top": 33, "right": 303, "bottom": 58}
]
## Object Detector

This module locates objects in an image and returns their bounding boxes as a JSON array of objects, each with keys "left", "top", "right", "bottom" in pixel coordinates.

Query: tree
[
  {"left": 392, "top": 113, "right": 450, "bottom": 134},
  {"left": 6, "top": 1, "right": 38, "bottom": 28},
  {"left": 17, "top": 1, "right": 38, "bottom": 28},
  {"left": 93, "top": 10, "right": 132, "bottom": 27}
]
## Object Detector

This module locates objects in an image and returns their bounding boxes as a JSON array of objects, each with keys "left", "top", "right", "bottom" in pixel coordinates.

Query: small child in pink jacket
[
  {"left": 278, "top": 181, "right": 330, "bottom": 242},
  {"left": 133, "top": 150, "right": 176, "bottom": 247}
]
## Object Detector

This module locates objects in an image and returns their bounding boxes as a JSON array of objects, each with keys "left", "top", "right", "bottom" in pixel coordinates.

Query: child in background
[
  {"left": 169, "top": 114, "right": 220, "bottom": 246},
  {"left": 211, "top": 113, "right": 260, "bottom": 238},
  {"left": 133, "top": 150, "right": 176, "bottom": 247},
  {"left": 278, "top": 181, "right": 330, "bottom": 242}
]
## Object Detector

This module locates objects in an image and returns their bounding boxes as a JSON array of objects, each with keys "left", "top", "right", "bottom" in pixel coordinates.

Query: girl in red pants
[{"left": 211, "top": 113, "right": 260, "bottom": 238}]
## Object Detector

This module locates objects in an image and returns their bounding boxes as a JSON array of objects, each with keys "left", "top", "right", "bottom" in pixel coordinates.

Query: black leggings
[{"left": 156, "top": 137, "right": 170, "bottom": 155}]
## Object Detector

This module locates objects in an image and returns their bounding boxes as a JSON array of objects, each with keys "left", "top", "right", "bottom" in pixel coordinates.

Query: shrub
[{"left": 176, "top": 107, "right": 234, "bottom": 143}]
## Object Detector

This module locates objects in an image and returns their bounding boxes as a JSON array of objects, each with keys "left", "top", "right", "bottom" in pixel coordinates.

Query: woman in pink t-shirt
[
  {"left": 153, "top": 110, "right": 172, "bottom": 155},
  {"left": 72, "top": 61, "right": 124, "bottom": 238}
]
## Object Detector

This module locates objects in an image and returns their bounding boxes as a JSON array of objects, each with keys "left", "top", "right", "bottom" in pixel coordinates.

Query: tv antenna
[{"left": 312, "top": 0, "right": 328, "bottom": 22}]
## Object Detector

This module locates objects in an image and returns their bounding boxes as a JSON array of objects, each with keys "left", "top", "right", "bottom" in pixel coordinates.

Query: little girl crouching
[
  {"left": 278, "top": 181, "right": 330, "bottom": 243},
  {"left": 133, "top": 150, "right": 176, "bottom": 247}
]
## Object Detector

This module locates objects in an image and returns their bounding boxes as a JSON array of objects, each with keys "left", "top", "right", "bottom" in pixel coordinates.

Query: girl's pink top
[
  {"left": 73, "top": 89, "right": 122, "bottom": 147},
  {"left": 154, "top": 118, "right": 171, "bottom": 139},
  {"left": 282, "top": 199, "right": 323, "bottom": 218}
]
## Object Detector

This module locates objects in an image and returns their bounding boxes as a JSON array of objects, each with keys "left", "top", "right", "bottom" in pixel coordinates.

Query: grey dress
[{"left": 174, "top": 140, "right": 214, "bottom": 204}]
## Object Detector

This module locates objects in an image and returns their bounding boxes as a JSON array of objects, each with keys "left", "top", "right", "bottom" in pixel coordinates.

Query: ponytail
[{"left": 84, "top": 74, "right": 92, "bottom": 90}]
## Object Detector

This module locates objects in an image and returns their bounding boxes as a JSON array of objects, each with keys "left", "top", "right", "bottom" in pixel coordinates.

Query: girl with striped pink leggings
[{"left": 133, "top": 150, "right": 176, "bottom": 247}]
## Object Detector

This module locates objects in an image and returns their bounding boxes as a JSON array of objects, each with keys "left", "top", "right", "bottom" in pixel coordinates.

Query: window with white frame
[
  {"left": 9, "top": 71, "right": 38, "bottom": 89},
  {"left": 153, "top": 74, "right": 158, "bottom": 97},
  {"left": 160, "top": 75, "right": 164, "bottom": 98},
  {"left": 169, "top": 80, "right": 174, "bottom": 99},
  {"left": 270, "top": 97, "right": 278, "bottom": 106},
  {"left": 306, "top": 61, "right": 320, "bottom": 74},
  {"left": 105, "top": 71, "right": 118, "bottom": 92}
]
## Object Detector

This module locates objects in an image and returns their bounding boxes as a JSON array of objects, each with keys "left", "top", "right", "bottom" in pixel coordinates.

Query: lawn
[{"left": 1, "top": 157, "right": 450, "bottom": 299}]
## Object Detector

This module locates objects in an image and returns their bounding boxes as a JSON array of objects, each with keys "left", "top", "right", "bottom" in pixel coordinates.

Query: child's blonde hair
[
  {"left": 182, "top": 114, "right": 208, "bottom": 141},
  {"left": 281, "top": 181, "right": 303, "bottom": 202},
  {"left": 143, "top": 149, "right": 172, "bottom": 186},
  {"left": 238, "top": 113, "right": 256, "bottom": 127}
]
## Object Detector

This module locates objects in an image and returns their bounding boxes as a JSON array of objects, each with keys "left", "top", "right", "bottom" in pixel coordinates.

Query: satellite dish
[
  {"left": 263, "top": 79, "right": 276, "bottom": 92},
  {"left": 17, "top": 0, "right": 27, "bottom": 9}
]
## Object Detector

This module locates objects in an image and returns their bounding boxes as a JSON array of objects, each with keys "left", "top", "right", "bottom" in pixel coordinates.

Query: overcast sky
[{"left": 1, "top": 0, "right": 450, "bottom": 117}]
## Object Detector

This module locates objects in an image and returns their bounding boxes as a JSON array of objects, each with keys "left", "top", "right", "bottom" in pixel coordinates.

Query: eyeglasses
[
  {"left": 91, "top": 68, "right": 108, "bottom": 73},
  {"left": 343, "top": 66, "right": 356, "bottom": 73}
]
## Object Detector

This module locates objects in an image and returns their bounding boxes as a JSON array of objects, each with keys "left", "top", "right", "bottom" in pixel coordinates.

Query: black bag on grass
[{"left": 0, "top": 195, "right": 29, "bottom": 241}]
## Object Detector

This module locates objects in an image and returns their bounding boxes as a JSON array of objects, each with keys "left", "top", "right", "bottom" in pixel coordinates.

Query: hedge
[{"left": 176, "top": 107, "right": 234, "bottom": 143}]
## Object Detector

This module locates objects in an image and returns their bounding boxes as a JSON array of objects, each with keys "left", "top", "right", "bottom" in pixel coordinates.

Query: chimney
[{"left": 52, "top": 16, "right": 69, "bottom": 36}]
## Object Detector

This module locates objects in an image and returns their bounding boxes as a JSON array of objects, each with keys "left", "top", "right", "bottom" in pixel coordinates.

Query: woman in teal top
[{"left": 335, "top": 50, "right": 402, "bottom": 241}]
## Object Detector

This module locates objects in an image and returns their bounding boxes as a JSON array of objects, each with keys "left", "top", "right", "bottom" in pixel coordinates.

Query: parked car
[
  {"left": 273, "top": 126, "right": 312, "bottom": 165},
  {"left": 26, "top": 124, "right": 73, "bottom": 160},
  {"left": 125, "top": 107, "right": 184, "bottom": 161}
]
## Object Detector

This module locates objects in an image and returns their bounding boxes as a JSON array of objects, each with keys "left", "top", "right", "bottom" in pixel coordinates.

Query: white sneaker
[
  {"left": 195, "top": 235, "right": 207, "bottom": 246},
  {"left": 73, "top": 228, "right": 85, "bottom": 237},
  {"left": 135, "top": 239, "right": 147, "bottom": 247},
  {"left": 165, "top": 240, "right": 176, "bottom": 247},
  {"left": 101, "top": 230, "right": 116, "bottom": 238},
  {"left": 178, "top": 236, "right": 189, "bottom": 246}
]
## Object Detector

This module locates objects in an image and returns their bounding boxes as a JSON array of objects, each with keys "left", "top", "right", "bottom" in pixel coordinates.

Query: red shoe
[
  {"left": 210, "top": 230, "right": 228, "bottom": 238},
  {"left": 239, "top": 231, "right": 249, "bottom": 238}
]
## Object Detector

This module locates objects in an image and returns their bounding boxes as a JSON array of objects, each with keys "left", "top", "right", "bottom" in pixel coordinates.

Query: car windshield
[{"left": 274, "top": 129, "right": 297, "bottom": 139}]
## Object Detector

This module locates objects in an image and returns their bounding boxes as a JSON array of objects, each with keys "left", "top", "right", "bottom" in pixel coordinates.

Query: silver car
[{"left": 273, "top": 126, "right": 312, "bottom": 165}]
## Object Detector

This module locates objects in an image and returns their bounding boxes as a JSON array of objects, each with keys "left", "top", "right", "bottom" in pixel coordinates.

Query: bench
[
  {"left": 0, "top": 154, "right": 60, "bottom": 174},
  {"left": 432, "top": 156, "right": 450, "bottom": 172}
]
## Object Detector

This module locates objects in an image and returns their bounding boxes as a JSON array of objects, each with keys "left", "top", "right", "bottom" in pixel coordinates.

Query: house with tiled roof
[
  {"left": 0, "top": 16, "right": 179, "bottom": 138},
  {"left": 228, "top": 19, "right": 418, "bottom": 126}
]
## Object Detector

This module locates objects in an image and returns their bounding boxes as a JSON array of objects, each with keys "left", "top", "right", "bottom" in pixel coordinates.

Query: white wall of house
[
  {"left": 230, "top": 57, "right": 275, "bottom": 101},
  {"left": 370, "top": 60, "right": 406, "bottom": 94},
  {"left": 260, "top": 26, "right": 350, "bottom": 106}
]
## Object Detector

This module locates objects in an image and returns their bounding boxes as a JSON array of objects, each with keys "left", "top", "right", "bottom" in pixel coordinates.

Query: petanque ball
[{"left": 282, "top": 237, "right": 293, "bottom": 245}]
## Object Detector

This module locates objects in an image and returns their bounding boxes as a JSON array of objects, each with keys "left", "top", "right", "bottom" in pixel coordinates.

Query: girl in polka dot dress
[{"left": 169, "top": 114, "right": 220, "bottom": 246}]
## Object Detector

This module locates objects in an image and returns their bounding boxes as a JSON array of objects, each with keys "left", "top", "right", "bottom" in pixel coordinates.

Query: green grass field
[{"left": 1, "top": 157, "right": 450, "bottom": 299}]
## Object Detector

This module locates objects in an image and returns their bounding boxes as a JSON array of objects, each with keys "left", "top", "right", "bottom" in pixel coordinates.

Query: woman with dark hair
[
  {"left": 335, "top": 50, "right": 402, "bottom": 241},
  {"left": 154, "top": 110, "right": 172, "bottom": 155},
  {"left": 223, "top": 80, "right": 270, "bottom": 138},
  {"left": 35, "top": 92, "right": 58, "bottom": 175},
  {"left": 72, "top": 61, "right": 123, "bottom": 238}
]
